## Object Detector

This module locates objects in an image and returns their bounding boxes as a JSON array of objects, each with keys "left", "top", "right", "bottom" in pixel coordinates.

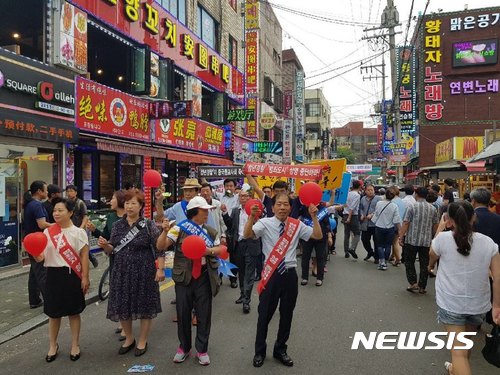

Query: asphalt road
[{"left": 0, "top": 226, "right": 495, "bottom": 374}]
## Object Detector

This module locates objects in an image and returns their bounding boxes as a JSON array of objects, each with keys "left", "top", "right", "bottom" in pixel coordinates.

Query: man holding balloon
[
  {"left": 243, "top": 191, "right": 323, "bottom": 368},
  {"left": 156, "top": 196, "right": 227, "bottom": 366}
]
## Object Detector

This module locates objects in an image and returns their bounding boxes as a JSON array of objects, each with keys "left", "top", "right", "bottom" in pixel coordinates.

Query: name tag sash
[
  {"left": 257, "top": 217, "right": 300, "bottom": 295},
  {"left": 302, "top": 207, "right": 328, "bottom": 227},
  {"left": 178, "top": 220, "right": 214, "bottom": 248},
  {"left": 113, "top": 218, "right": 147, "bottom": 254},
  {"left": 47, "top": 224, "right": 82, "bottom": 279}
]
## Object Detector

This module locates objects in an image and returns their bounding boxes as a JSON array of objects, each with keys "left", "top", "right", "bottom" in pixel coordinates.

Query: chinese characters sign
[
  {"left": 153, "top": 117, "right": 225, "bottom": 155},
  {"left": 55, "top": 1, "right": 88, "bottom": 73},
  {"left": 76, "top": 77, "right": 149, "bottom": 141},
  {"left": 245, "top": 30, "right": 259, "bottom": 138},
  {"left": 227, "top": 109, "right": 255, "bottom": 121},
  {"left": 435, "top": 136, "right": 484, "bottom": 163},
  {"left": 252, "top": 142, "right": 283, "bottom": 154},
  {"left": 245, "top": 0, "right": 260, "bottom": 30}
]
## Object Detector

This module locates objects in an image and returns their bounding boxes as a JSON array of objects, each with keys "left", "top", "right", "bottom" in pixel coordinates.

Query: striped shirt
[{"left": 403, "top": 200, "right": 439, "bottom": 247}]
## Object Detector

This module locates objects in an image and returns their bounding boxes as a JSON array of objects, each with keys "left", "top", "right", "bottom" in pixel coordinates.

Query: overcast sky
[{"left": 269, "top": 0, "right": 499, "bottom": 127}]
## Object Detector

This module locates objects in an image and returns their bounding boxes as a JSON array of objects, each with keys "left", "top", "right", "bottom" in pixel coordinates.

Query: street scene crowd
[{"left": 20, "top": 174, "right": 500, "bottom": 374}]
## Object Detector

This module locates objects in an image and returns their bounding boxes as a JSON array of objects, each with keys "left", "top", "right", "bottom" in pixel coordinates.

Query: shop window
[
  {"left": 155, "top": 0, "right": 186, "bottom": 25},
  {"left": 196, "top": 5, "right": 219, "bottom": 51},
  {"left": 87, "top": 23, "right": 150, "bottom": 95},
  {"left": 173, "top": 70, "right": 186, "bottom": 100},
  {"left": 121, "top": 155, "right": 142, "bottom": 190},
  {"left": 306, "top": 102, "right": 321, "bottom": 117},
  {"left": 99, "top": 154, "right": 116, "bottom": 204},
  {"left": 201, "top": 87, "right": 214, "bottom": 123},
  {"left": 228, "top": 35, "right": 238, "bottom": 67},
  {"left": 81, "top": 153, "right": 93, "bottom": 203},
  {"left": 159, "top": 58, "right": 173, "bottom": 99},
  {"left": 274, "top": 87, "right": 283, "bottom": 113},
  {"left": 263, "top": 77, "right": 274, "bottom": 105},
  {"left": 0, "top": 0, "right": 44, "bottom": 61}
]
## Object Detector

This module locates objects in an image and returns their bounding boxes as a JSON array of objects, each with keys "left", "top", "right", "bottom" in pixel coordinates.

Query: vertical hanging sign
[{"left": 245, "top": 0, "right": 260, "bottom": 139}]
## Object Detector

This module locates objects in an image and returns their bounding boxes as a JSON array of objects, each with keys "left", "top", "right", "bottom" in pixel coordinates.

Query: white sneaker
[
  {"left": 173, "top": 347, "right": 190, "bottom": 363},
  {"left": 197, "top": 352, "right": 210, "bottom": 366}
]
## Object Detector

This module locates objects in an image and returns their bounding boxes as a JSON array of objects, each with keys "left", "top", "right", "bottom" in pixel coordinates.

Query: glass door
[{"left": 0, "top": 159, "right": 20, "bottom": 268}]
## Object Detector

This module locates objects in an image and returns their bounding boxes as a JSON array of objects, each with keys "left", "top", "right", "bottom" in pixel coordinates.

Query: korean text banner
[
  {"left": 76, "top": 77, "right": 150, "bottom": 141},
  {"left": 153, "top": 117, "right": 225, "bottom": 155},
  {"left": 243, "top": 162, "right": 324, "bottom": 180}
]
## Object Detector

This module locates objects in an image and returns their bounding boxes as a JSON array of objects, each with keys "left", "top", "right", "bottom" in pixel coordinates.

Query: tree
[{"left": 336, "top": 147, "right": 357, "bottom": 164}]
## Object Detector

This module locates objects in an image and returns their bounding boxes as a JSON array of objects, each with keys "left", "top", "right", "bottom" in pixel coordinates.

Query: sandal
[
  {"left": 315, "top": 280, "right": 323, "bottom": 287},
  {"left": 300, "top": 279, "right": 308, "bottom": 286},
  {"left": 406, "top": 285, "right": 419, "bottom": 293}
]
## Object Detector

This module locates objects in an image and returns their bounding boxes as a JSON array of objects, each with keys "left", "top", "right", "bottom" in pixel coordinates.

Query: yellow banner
[
  {"left": 454, "top": 136, "right": 484, "bottom": 160},
  {"left": 435, "top": 139, "right": 453, "bottom": 164},
  {"left": 293, "top": 159, "right": 347, "bottom": 192},
  {"left": 245, "top": 175, "right": 287, "bottom": 191}
]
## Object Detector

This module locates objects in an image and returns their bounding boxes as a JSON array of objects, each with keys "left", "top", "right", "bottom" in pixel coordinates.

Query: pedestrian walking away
[{"left": 243, "top": 193, "right": 323, "bottom": 368}]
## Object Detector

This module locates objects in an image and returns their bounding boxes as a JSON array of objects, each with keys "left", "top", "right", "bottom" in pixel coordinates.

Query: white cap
[{"left": 187, "top": 196, "right": 214, "bottom": 210}]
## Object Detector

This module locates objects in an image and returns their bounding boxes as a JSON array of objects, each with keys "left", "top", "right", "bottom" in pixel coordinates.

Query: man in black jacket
[{"left": 222, "top": 188, "right": 262, "bottom": 313}]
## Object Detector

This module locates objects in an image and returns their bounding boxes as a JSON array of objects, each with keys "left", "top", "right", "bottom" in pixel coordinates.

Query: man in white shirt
[{"left": 342, "top": 180, "right": 362, "bottom": 259}]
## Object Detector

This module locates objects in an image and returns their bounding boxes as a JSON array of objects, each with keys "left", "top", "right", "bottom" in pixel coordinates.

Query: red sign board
[
  {"left": 243, "top": 162, "right": 324, "bottom": 180},
  {"left": 153, "top": 117, "right": 225, "bottom": 155},
  {"left": 76, "top": 76, "right": 150, "bottom": 141},
  {"left": 69, "top": 0, "right": 244, "bottom": 103}
]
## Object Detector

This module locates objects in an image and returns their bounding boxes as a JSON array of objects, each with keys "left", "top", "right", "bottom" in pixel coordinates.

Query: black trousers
[
  {"left": 404, "top": 244, "right": 430, "bottom": 288},
  {"left": 236, "top": 240, "right": 261, "bottom": 303},
  {"left": 175, "top": 271, "right": 212, "bottom": 353},
  {"left": 255, "top": 268, "right": 298, "bottom": 357},
  {"left": 28, "top": 254, "right": 47, "bottom": 306},
  {"left": 301, "top": 238, "right": 327, "bottom": 281},
  {"left": 361, "top": 227, "right": 378, "bottom": 259}
]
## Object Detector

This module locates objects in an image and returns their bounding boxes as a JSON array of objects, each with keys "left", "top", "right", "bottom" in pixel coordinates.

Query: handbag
[{"left": 482, "top": 324, "right": 500, "bottom": 368}]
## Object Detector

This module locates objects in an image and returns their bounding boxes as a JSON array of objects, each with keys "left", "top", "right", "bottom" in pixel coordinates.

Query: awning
[
  {"left": 405, "top": 170, "right": 421, "bottom": 180},
  {"left": 96, "top": 139, "right": 165, "bottom": 158},
  {"left": 419, "top": 161, "right": 461, "bottom": 170},
  {"left": 167, "top": 149, "right": 232, "bottom": 166},
  {"left": 468, "top": 140, "right": 500, "bottom": 162},
  {"left": 461, "top": 160, "right": 486, "bottom": 172}
]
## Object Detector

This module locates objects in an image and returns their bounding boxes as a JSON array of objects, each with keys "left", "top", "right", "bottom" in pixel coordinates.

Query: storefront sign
[
  {"left": 148, "top": 100, "right": 192, "bottom": 119},
  {"left": 382, "top": 100, "right": 394, "bottom": 153},
  {"left": 435, "top": 138, "right": 454, "bottom": 164},
  {"left": 245, "top": 30, "right": 259, "bottom": 138},
  {"left": 450, "top": 78, "right": 499, "bottom": 95},
  {"left": 69, "top": 0, "right": 244, "bottom": 103},
  {"left": 243, "top": 162, "right": 324, "bottom": 180},
  {"left": 233, "top": 136, "right": 253, "bottom": 164},
  {"left": 76, "top": 77, "right": 149, "bottom": 141},
  {"left": 423, "top": 18, "right": 444, "bottom": 121},
  {"left": 396, "top": 46, "right": 417, "bottom": 151},
  {"left": 347, "top": 164, "right": 373, "bottom": 173},
  {"left": 227, "top": 109, "right": 254, "bottom": 121},
  {"left": 295, "top": 71, "right": 305, "bottom": 139},
  {"left": 0, "top": 108, "right": 77, "bottom": 143},
  {"left": 450, "top": 12, "right": 500, "bottom": 31},
  {"left": 282, "top": 119, "right": 293, "bottom": 164},
  {"left": 260, "top": 112, "right": 276, "bottom": 130},
  {"left": 245, "top": 0, "right": 260, "bottom": 30},
  {"left": 153, "top": 117, "right": 225, "bottom": 155},
  {"left": 454, "top": 136, "right": 484, "bottom": 159},
  {"left": 388, "top": 154, "right": 410, "bottom": 167},
  {"left": 54, "top": 1, "right": 88, "bottom": 73},
  {"left": 252, "top": 141, "right": 282, "bottom": 154},
  {"left": 198, "top": 166, "right": 243, "bottom": 178},
  {"left": 283, "top": 91, "right": 293, "bottom": 119},
  {"left": 452, "top": 39, "right": 498, "bottom": 67}
]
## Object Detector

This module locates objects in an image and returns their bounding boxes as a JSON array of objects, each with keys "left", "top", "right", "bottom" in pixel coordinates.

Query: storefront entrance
[{"left": 0, "top": 159, "right": 20, "bottom": 268}]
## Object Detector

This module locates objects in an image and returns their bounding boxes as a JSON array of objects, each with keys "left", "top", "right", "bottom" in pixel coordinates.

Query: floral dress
[{"left": 107, "top": 217, "right": 162, "bottom": 321}]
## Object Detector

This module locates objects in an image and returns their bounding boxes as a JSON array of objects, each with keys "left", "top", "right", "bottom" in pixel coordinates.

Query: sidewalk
[{"left": 0, "top": 253, "right": 108, "bottom": 345}]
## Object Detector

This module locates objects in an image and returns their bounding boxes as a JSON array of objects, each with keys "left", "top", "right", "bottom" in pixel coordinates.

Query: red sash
[
  {"left": 256, "top": 217, "right": 300, "bottom": 295},
  {"left": 47, "top": 224, "right": 83, "bottom": 279}
]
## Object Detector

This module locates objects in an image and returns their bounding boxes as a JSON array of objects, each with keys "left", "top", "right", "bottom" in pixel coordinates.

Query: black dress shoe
[
  {"left": 118, "top": 340, "right": 136, "bottom": 355},
  {"left": 230, "top": 281, "right": 238, "bottom": 288},
  {"left": 30, "top": 301, "right": 43, "bottom": 309},
  {"left": 235, "top": 296, "right": 244, "bottom": 304},
  {"left": 70, "top": 352, "right": 81, "bottom": 361},
  {"left": 253, "top": 354, "right": 265, "bottom": 367},
  {"left": 45, "top": 344, "right": 59, "bottom": 363},
  {"left": 273, "top": 352, "right": 294, "bottom": 367},
  {"left": 348, "top": 249, "right": 358, "bottom": 259},
  {"left": 134, "top": 343, "right": 148, "bottom": 357},
  {"left": 243, "top": 303, "right": 250, "bottom": 313}
]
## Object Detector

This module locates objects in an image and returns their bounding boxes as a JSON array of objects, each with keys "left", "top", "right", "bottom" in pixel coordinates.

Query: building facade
[
  {"left": 331, "top": 122, "right": 378, "bottom": 164},
  {"left": 305, "top": 88, "right": 331, "bottom": 161}
]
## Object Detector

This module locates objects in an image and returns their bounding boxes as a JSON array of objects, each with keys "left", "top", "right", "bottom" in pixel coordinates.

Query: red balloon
[
  {"left": 244, "top": 198, "right": 263, "bottom": 216},
  {"left": 23, "top": 232, "right": 48, "bottom": 257},
  {"left": 143, "top": 169, "right": 162, "bottom": 188},
  {"left": 181, "top": 235, "right": 206, "bottom": 260},
  {"left": 299, "top": 182, "right": 323, "bottom": 206},
  {"left": 219, "top": 245, "right": 229, "bottom": 260}
]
